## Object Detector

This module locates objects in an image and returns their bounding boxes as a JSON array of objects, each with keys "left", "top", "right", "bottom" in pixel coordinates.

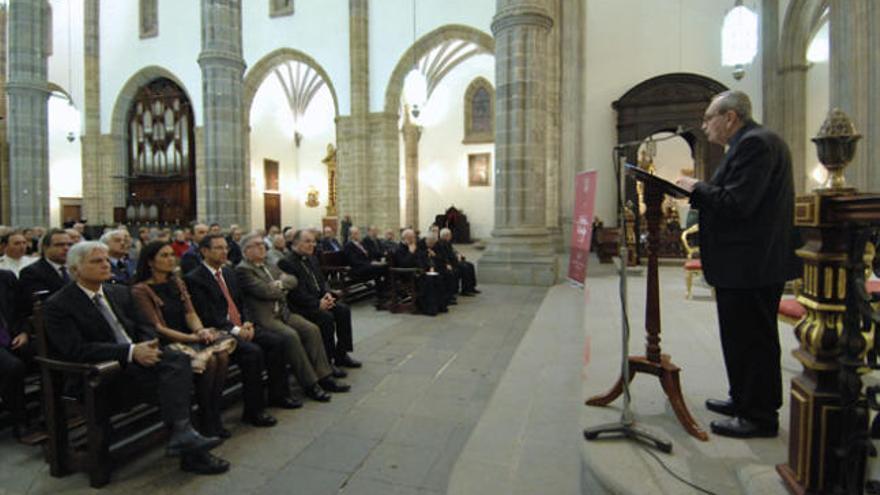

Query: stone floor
[{"left": 0, "top": 280, "right": 548, "bottom": 495}]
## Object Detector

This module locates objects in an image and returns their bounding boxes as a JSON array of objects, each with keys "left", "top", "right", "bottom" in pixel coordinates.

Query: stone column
[
  {"left": 544, "top": 0, "right": 562, "bottom": 249},
  {"left": 557, "top": 0, "right": 585, "bottom": 247},
  {"left": 366, "top": 112, "right": 400, "bottom": 231},
  {"left": 6, "top": 0, "right": 50, "bottom": 227},
  {"left": 831, "top": 2, "right": 880, "bottom": 192},
  {"left": 760, "top": 0, "right": 781, "bottom": 133},
  {"left": 479, "top": 0, "right": 557, "bottom": 286},
  {"left": 81, "top": 0, "right": 111, "bottom": 224},
  {"left": 198, "top": 0, "right": 247, "bottom": 227},
  {"left": 401, "top": 107, "right": 421, "bottom": 229},
  {"left": 0, "top": 5, "right": 9, "bottom": 224},
  {"left": 336, "top": 0, "right": 370, "bottom": 227}
]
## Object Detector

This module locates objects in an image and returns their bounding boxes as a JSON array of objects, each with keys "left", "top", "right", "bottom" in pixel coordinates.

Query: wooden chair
[
  {"left": 319, "top": 251, "right": 375, "bottom": 303},
  {"left": 387, "top": 259, "right": 422, "bottom": 314},
  {"left": 681, "top": 224, "right": 702, "bottom": 299}
]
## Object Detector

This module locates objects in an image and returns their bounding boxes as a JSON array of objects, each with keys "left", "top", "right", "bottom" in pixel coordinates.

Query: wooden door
[
  {"left": 264, "top": 192, "right": 281, "bottom": 231},
  {"left": 61, "top": 204, "right": 82, "bottom": 225}
]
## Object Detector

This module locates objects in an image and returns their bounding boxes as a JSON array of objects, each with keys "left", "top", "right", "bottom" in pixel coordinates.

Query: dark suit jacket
[
  {"left": 320, "top": 238, "right": 342, "bottom": 253},
  {"left": 0, "top": 269, "right": 21, "bottom": 339},
  {"left": 393, "top": 242, "right": 418, "bottom": 268},
  {"left": 362, "top": 237, "right": 383, "bottom": 260},
  {"left": 226, "top": 236, "right": 243, "bottom": 266},
  {"left": 184, "top": 264, "right": 245, "bottom": 332},
  {"left": 690, "top": 121, "right": 796, "bottom": 288},
  {"left": 109, "top": 257, "right": 137, "bottom": 285},
  {"left": 180, "top": 245, "right": 203, "bottom": 276},
  {"left": 278, "top": 253, "right": 327, "bottom": 312},
  {"left": 343, "top": 241, "right": 373, "bottom": 270},
  {"left": 19, "top": 258, "right": 68, "bottom": 316},
  {"left": 44, "top": 283, "right": 155, "bottom": 365}
]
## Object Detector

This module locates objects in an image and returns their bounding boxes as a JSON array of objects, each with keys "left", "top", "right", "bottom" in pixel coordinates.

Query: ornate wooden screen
[{"left": 125, "top": 78, "right": 195, "bottom": 224}]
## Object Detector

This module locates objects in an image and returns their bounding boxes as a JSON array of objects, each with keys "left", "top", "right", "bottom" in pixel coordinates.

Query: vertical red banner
[{"left": 568, "top": 170, "right": 598, "bottom": 284}]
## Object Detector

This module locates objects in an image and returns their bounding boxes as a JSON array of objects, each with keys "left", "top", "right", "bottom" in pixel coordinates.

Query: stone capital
[
  {"left": 4, "top": 80, "right": 50, "bottom": 95},
  {"left": 197, "top": 50, "right": 246, "bottom": 72},
  {"left": 491, "top": 5, "right": 553, "bottom": 35}
]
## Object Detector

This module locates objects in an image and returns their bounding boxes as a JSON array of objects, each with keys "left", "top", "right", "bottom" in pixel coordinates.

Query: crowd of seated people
[{"left": 0, "top": 218, "right": 479, "bottom": 480}]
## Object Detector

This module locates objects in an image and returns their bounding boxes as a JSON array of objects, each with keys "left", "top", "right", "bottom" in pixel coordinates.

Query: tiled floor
[{"left": 0, "top": 282, "right": 548, "bottom": 495}]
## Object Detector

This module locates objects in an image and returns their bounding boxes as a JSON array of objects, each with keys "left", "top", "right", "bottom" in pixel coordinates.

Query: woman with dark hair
[{"left": 131, "top": 241, "right": 235, "bottom": 438}]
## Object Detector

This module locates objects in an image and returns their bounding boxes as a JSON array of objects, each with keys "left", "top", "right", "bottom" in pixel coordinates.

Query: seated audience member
[
  {"left": 28, "top": 228, "right": 45, "bottom": 256},
  {"left": 208, "top": 223, "right": 222, "bottom": 236},
  {"left": 438, "top": 228, "right": 479, "bottom": 296},
  {"left": 265, "top": 226, "right": 280, "bottom": 248},
  {"left": 320, "top": 226, "right": 342, "bottom": 253},
  {"left": 19, "top": 229, "right": 73, "bottom": 317},
  {"left": 236, "top": 234, "right": 349, "bottom": 402},
  {"left": 65, "top": 228, "right": 83, "bottom": 245},
  {"left": 185, "top": 234, "right": 295, "bottom": 425},
  {"left": 132, "top": 241, "right": 235, "bottom": 438},
  {"left": 0, "top": 231, "right": 37, "bottom": 277},
  {"left": 171, "top": 230, "right": 189, "bottom": 258},
  {"left": 416, "top": 233, "right": 454, "bottom": 315},
  {"left": 343, "top": 227, "right": 390, "bottom": 303},
  {"left": 181, "top": 223, "right": 210, "bottom": 275},
  {"left": 100, "top": 230, "right": 136, "bottom": 284},
  {"left": 362, "top": 226, "right": 385, "bottom": 260},
  {"left": 266, "top": 233, "right": 288, "bottom": 268},
  {"left": 381, "top": 229, "right": 398, "bottom": 256},
  {"left": 226, "top": 226, "right": 244, "bottom": 266},
  {"left": 279, "top": 230, "right": 361, "bottom": 372},
  {"left": 72, "top": 222, "right": 88, "bottom": 240},
  {"left": 0, "top": 268, "right": 34, "bottom": 439},
  {"left": 121, "top": 228, "right": 139, "bottom": 262},
  {"left": 44, "top": 241, "right": 228, "bottom": 474}
]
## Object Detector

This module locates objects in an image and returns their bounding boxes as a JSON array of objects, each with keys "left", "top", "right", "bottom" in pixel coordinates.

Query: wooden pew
[{"left": 319, "top": 251, "right": 375, "bottom": 303}]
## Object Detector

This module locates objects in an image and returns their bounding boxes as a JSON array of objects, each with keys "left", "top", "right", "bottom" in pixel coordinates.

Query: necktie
[
  {"left": 0, "top": 313, "right": 10, "bottom": 348},
  {"left": 214, "top": 270, "right": 242, "bottom": 326},
  {"left": 93, "top": 294, "right": 131, "bottom": 344},
  {"left": 59, "top": 265, "right": 70, "bottom": 283}
]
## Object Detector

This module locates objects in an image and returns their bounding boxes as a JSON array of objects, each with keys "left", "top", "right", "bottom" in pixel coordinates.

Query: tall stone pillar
[
  {"left": 337, "top": 0, "right": 370, "bottom": 227},
  {"left": 557, "top": 0, "right": 586, "bottom": 246},
  {"left": 760, "top": 0, "right": 780, "bottom": 133},
  {"left": 81, "top": 0, "right": 111, "bottom": 224},
  {"left": 831, "top": 2, "right": 880, "bottom": 192},
  {"left": 478, "top": 0, "right": 558, "bottom": 286},
  {"left": 198, "top": 0, "right": 247, "bottom": 227},
  {"left": 544, "top": 0, "right": 561, "bottom": 249},
  {"left": 401, "top": 107, "right": 421, "bottom": 229},
  {"left": 6, "top": 0, "right": 50, "bottom": 227},
  {"left": 0, "top": 5, "right": 9, "bottom": 224}
]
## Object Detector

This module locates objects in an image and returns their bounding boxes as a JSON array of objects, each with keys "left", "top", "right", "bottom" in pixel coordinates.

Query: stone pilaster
[
  {"left": 831, "top": 2, "right": 880, "bottom": 192},
  {"left": 6, "top": 0, "right": 50, "bottom": 227},
  {"left": 479, "top": 0, "right": 558, "bottom": 286},
  {"left": 0, "top": 5, "right": 9, "bottom": 224},
  {"left": 198, "top": 0, "right": 247, "bottom": 227},
  {"left": 544, "top": 0, "right": 562, "bottom": 249},
  {"left": 81, "top": 0, "right": 111, "bottom": 224},
  {"left": 558, "top": 0, "right": 585, "bottom": 247},
  {"left": 401, "top": 109, "right": 421, "bottom": 229},
  {"left": 367, "top": 112, "right": 400, "bottom": 232},
  {"left": 760, "top": 0, "right": 781, "bottom": 134}
]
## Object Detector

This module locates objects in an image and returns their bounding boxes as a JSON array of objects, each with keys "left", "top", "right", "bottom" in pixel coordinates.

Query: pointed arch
[
  {"left": 243, "top": 48, "right": 339, "bottom": 127},
  {"left": 384, "top": 24, "right": 494, "bottom": 114},
  {"left": 110, "top": 66, "right": 193, "bottom": 138}
]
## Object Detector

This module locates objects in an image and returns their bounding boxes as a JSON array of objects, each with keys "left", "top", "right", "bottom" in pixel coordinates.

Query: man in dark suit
[
  {"left": 44, "top": 241, "right": 228, "bottom": 474},
  {"left": 344, "top": 227, "right": 389, "bottom": 301},
  {"left": 676, "top": 90, "right": 796, "bottom": 439},
  {"left": 100, "top": 230, "right": 136, "bottom": 284},
  {"left": 19, "top": 228, "right": 73, "bottom": 314},
  {"left": 185, "top": 235, "right": 296, "bottom": 426},
  {"left": 279, "top": 230, "right": 361, "bottom": 371},
  {"left": 180, "top": 223, "right": 209, "bottom": 275},
  {"left": 320, "top": 226, "right": 342, "bottom": 253},
  {"left": 362, "top": 226, "right": 385, "bottom": 261},
  {"left": 438, "top": 228, "right": 479, "bottom": 296},
  {"left": 0, "top": 269, "right": 32, "bottom": 439}
]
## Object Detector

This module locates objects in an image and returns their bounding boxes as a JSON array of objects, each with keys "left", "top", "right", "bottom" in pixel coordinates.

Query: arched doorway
[
  {"left": 614, "top": 73, "right": 728, "bottom": 260},
  {"left": 125, "top": 77, "right": 196, "bottom": 224}
]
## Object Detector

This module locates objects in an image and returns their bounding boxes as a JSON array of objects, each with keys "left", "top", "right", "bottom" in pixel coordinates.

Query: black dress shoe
[
  {"left": 215, "top": 427, "right": 232, "bottom": 439},
  {"left": 705, "top": 398, "right": 736, "bottom": 417},
  {"left": 471, "top": 288, "right": 481, "bottom": 294},
  {"left": 242, "top": 412, "right": 278, "bottom": 427},
  {"left": 460, "top": 291, "right": 476, "bottom": 297},
  {"left": 305, "top": 383, "right": 332, "bottom": 402},
  {"left": 319, "top": 377, "right": 351, "bottom": 393},
  {"left": 710, "top": 417, "right": 778, "bottom": 438},
  {"left": 331, "top": 365, "right": 348, "bottom": 378},
  {"left": 336, "top": 354, "right": 362, "bottom": 368},
  {"left": 167, "top": 426, "right": 222, "bottom": 456},
  {"left": 180, "top": 451, "right": 230, "bottom": 475},
  {"left": 269, "top": 397, "right": 303, "bottom": 409}
]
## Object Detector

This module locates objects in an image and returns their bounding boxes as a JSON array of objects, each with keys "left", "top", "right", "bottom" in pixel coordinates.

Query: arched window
[
  {"left": 463, "top": 77, "right": 494, "bottom": 144},
  {"left": 140, "top": 0, "right": 158, "bottom": 38},
  {"left": 126, "top": 78, "right": 195, "bottom": 223}
]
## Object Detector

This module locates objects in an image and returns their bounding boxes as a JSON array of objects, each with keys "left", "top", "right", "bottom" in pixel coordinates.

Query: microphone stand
[{"left": 583, "top": 145, "right": 672, "bottom": 454}]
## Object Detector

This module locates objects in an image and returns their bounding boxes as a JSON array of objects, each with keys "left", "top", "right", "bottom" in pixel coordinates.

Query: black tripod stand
[{"left": 583, "top": 149, "right": 672, "bottom": 454}]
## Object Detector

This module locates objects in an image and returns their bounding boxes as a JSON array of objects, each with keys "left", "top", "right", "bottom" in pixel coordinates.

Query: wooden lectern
[{"left": 586, "top": 165, "right": 708, "bottom": 441}]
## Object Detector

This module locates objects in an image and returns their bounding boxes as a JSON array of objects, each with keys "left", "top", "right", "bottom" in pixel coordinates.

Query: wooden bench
[
  {"left": 388, "top": 262, "right": 422, "bottom": 314},
  {"left": 319, "top": 251, "right": 375, "bottom": 303}
]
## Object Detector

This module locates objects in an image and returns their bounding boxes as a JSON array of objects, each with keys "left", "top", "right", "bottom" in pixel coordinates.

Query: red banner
[{"left": 568, "top": 170, "right": 598, "bottom": 284}]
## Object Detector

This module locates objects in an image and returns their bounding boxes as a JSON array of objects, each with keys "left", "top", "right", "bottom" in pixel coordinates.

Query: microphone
[{"left": 613, "top": 125, "right": 694, "bottom": 150}]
